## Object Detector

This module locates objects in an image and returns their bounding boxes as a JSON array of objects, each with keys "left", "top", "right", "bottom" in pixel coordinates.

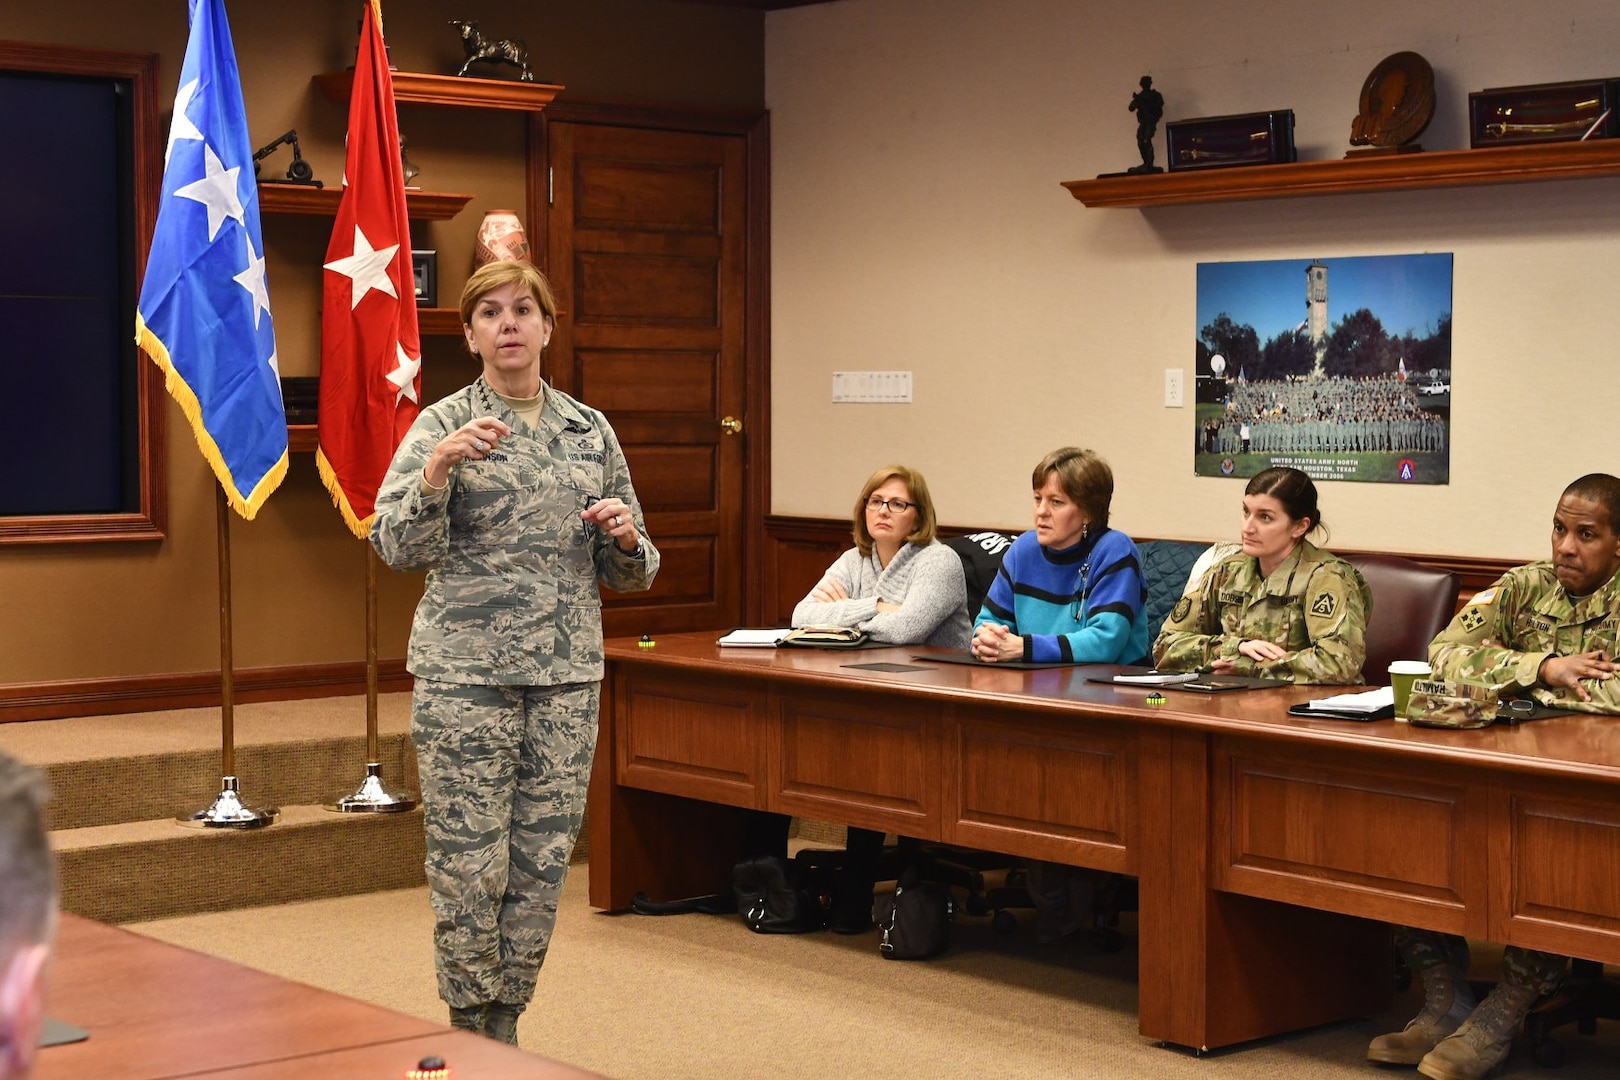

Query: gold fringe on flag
[{"left": 135, "top": 314, "right": 288, "bottom": 521}]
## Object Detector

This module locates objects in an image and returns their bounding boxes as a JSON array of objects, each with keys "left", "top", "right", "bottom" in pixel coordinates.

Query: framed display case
[
  {"left": 1167, "top": 110, "right": 1296, "bottom": 172},
  {"left": 1469, "top": 78, "right": 1619, "bottom": 148},
  {"left": 412, "top": 249, "right": 437, "bottom": 307}
]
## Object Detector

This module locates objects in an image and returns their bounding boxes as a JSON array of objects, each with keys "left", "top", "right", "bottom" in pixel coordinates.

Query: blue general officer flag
[{"left": 136, "top": 0, "right": 286, "bottom": 519}]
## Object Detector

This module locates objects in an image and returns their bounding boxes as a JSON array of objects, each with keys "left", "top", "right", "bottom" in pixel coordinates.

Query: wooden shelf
[
  {"left": 417, "top": 307, "right": 462, "bottom": 336},
  {"left": 1063, "top": 139, "right": 1620, "bottom": 207},
  {"left": 288, "top": 424, "right": 318, "bottom": 453},
  {"left": 314, "top": 70, "right": 563, "bottom": 112},
  {"left": 257, "top": 183, "right": 474, "bottom": 220}
]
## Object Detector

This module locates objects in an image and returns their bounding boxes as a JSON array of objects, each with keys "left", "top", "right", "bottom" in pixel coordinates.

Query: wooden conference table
[
  {"left": 589, "top": 632, "right": 1620, "bottom": 1052},
  {"left": 40, "top": 914, "right": 601, "bottom": 1079}
]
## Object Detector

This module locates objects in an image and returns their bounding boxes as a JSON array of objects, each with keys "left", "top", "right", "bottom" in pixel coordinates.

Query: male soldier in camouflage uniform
[
  {"left": 1369, "top": 473, "right": 1620, "bottom": 1079},
  {"left": 371, "top": 260, "right": 659, "bottom": 1045},
  {"left": 1153, "top": 468, "right": 1370, "bottom": 684}
]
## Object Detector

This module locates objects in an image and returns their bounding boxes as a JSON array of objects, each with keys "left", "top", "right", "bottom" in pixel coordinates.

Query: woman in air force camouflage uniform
[
  {"left": 1153, "top": 466, "right": 1369, "bottom": 684},
  {"left": 371, "top": 259, "right": 659, "bottom": 1044}
]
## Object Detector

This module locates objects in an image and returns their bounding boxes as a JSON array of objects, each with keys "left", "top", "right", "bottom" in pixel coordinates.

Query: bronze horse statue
[{"left": 451, "top": 20, "right": 534, "bottom": 82}]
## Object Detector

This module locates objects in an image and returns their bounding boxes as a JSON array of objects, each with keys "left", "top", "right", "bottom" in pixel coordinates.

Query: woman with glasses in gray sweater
[{"left": 792, "top": 464, "right": 971, "bottom": 648}]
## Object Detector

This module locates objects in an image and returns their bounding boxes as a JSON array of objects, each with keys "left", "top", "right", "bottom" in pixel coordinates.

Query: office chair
[
  {"left": 1339, "top": 552, "right": 1460, "bottom": 683},
  {"left": 1523, "top": 958, "right": 1620, "bottom": 1067}
]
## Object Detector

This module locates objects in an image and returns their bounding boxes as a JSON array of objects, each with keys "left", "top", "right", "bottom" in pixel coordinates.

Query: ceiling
[{"left": 685, "top": 1, "right": 838, "bottom": 9}]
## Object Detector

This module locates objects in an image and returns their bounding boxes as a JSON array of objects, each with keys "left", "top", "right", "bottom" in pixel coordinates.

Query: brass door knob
[{"left": 720, "top": 416, "right": 743, "bottom": 436}]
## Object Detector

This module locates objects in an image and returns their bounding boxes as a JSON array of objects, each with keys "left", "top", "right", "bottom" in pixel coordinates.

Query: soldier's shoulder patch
[
  {"left": 1171, "top": 596, "right": 1191, "bottom": 623},
  {"left": 1310, "top": 591, "right": 1337, "bottom": 618},
  {"left": 1469, "top": 587, "right": 1498, "bottom": 607},
  {"left": 1458, "top": 606, "right": 1488, "bottom": 633}
]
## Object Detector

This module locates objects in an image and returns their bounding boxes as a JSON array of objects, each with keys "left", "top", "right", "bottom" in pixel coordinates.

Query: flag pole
[
  {"left": 179, "top": 486, "right": 278, "bottom": 829},
  {"left": 320, "top": 0, "right": 418, "bottom": 815},
  {"left": 327, "top": 543, "right": 416, "bottom": 813}
]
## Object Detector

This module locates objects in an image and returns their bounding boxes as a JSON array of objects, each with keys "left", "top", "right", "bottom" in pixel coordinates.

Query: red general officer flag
[{"left": 317, "top": 0, "right": 420, "bottom": 538}]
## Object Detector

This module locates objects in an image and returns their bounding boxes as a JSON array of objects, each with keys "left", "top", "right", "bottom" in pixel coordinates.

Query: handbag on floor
[
  {"left": 876, "top": 881, "right": 954, "bottom": 959},
  {"left": 731, "top": 854, "right": 827, "bottom": 933}
]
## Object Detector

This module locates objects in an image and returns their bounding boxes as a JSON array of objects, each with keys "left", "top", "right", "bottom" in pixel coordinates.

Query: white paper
[
  {"left": 1305, "top": 686, "right": 1395, "bottom": 712},
  {"left": 717, "top": 628, "right": 790, "bottom": 647},
  {"left": 1111, "top": 671, "right": 1200, "bottom": 685}
]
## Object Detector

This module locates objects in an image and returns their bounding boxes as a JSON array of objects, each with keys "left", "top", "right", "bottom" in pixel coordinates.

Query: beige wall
[
  {"left": 0, "top": 0, "right": 763, "bottom": 684},
  {"left": 766, "top": 0, "right": 1620, "bottom": 561}
]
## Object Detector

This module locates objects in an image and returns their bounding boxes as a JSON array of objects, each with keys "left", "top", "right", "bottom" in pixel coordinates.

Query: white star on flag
[
  {"left": 233, "top": 232, "right": 272, "bottom": 329},
  {"left": 174, "top": 143, "right": 245, "bottom": 241},
  {"left": 323, "top": 225, "right": 400, "bottom": 309},
  {"left": 165, "top": 78, "right": 204, "bottom": 164},
  {"left": 386, "top": 342, "right": 421, "bottom": 406}
]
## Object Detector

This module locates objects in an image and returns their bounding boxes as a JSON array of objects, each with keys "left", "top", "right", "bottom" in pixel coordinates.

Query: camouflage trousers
[
  {"left": 412, "top": 678, "right": 601, "bottom": 1009},
  {"left": 1394, "top": 927, "right": 1569, "bottom": 995}
]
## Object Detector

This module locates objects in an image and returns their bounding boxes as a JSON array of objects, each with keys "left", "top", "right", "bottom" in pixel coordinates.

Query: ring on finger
[
  {"left": 474, "top": 438, "right": 487, "bottom": 451},
  {"left": 613, "top": 515, "right": 623, "bottom": 526}
]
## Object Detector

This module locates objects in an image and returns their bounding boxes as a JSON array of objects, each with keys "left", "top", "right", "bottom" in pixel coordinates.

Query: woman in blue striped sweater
[
  {"left": 970, "top": 446, "right": 1148, "bottom": 943},
  {"left": 971, "top": 447, "right": 1149, "bottom": 666}
]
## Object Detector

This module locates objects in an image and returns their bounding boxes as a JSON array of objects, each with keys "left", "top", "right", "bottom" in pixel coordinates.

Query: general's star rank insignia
[
  {"left": 1458, "top": 606, "right": 1487, "bottom": 633},
  {"left": 1310, "top": 592, "right": 1337, "bottom": 617},
  {"left": 1171, "top": 596, "right": 1191, "bottom": 623}
]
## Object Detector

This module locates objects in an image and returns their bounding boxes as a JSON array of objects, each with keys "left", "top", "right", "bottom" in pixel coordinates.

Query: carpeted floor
[{"left": 126, "top": 868, "right": 1620, "bottom": 1080}]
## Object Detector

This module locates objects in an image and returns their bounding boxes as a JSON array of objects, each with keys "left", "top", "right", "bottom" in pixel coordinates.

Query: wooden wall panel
[
  {"left": 1213, "top": 741, "right": 1488, "bottom": 937},
  {"left": 575, "top": 161, "right": 721, "bottom": 232},
  {"left": 775, "top": 691, "right": 937, "bottom": 835},
  {"left": 948, "top": 711, "right": 1134, "bottom": 869},
  {"left": 615, "top": 671, "right": 765, "bottom": 807},
  {"left": 619, "top": 447, "right": 717, "bottom": 515},
  {"left": 578, "top": 349, "right": 717, "bottom": 416},
  {"left": 1498, "top": 783, "right": 1620, "bottom": 959},
  {"left": 575, "top": 253, "right": 719, "bottom": 323}
]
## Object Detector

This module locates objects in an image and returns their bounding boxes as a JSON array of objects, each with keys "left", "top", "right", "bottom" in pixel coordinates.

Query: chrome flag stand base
[
  {"left": 178, "top": 775, "right": 278, "bottom": 829},
  {"left": 327, "top": 762, "right": 418, "bottom": 813}
]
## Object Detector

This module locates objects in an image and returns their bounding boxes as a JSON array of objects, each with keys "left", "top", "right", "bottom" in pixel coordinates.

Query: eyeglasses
[
  {"left": 1501, "top": 698, "right": 1536, "bottom": 718},
  {"left": 866, "top": 496, "right": 914, "bottom": 513}
]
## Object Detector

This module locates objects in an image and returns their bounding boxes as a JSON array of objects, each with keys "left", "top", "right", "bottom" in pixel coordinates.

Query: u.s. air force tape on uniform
[{"left": 1406, "top": 678, "right": 1498, "bottom": 730}]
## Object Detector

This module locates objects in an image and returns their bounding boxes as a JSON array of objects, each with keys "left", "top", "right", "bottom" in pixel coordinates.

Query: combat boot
[
  {"left": 448, "top": 1003, "right": 487, "bottom": 1034},
  {"left": 484, "top": 1002, "right": 526, "bottom": 1045},
  {"left": 1367, "top": 958, "right": 1475, "bottom": 1064},
  {"left": 1415, "top": 969, "right": 1543, "bottom": 1080}
]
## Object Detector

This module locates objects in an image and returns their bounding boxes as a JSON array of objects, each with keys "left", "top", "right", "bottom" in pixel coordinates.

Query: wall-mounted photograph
[{"left": 1194, "top": 253, "right": 1452, "bottom": 485}]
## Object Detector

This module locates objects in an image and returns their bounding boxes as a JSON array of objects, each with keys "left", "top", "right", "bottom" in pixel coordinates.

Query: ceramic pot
[{"left": 473, "top": 209, "right": 529, "bottom": 266}]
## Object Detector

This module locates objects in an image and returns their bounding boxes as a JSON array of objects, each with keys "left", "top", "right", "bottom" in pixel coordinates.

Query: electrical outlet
[{"left": 1164, "top": 368, "right": 1185, "bottom": 408}]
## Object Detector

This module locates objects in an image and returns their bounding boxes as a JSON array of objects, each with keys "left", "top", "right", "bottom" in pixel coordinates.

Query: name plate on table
[
  {"left": 1166, "top": 110, "right": 1296, "bottom": 172},
  {"left": 1469, "top": 78, "right": 1620, "bottom": 148}
]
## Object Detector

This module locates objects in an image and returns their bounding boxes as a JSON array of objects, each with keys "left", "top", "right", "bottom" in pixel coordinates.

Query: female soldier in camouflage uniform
[
  {"left": 1153, "top": 466, "right": 1369, "bottom": 684},
  {"left": 371, "top": 259, "right": 659, "bottom": 1044}
]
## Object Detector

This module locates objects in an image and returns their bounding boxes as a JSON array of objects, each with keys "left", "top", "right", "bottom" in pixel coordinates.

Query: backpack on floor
[
  {"left": 731, "top": 854, "right": 827, "bottom": 933},
  {"left": 876, "top": 880, "right": 955, "bottom": 960}
]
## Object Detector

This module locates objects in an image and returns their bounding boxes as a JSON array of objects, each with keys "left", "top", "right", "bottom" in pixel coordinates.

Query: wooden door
[{"left": 542, "top": 109, "right": 765, "bottom": 636}]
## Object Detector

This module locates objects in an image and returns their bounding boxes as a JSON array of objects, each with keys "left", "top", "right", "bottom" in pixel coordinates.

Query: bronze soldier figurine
[{"left": 1128, "top": 75, "right": 1164, "bottom": 174}]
